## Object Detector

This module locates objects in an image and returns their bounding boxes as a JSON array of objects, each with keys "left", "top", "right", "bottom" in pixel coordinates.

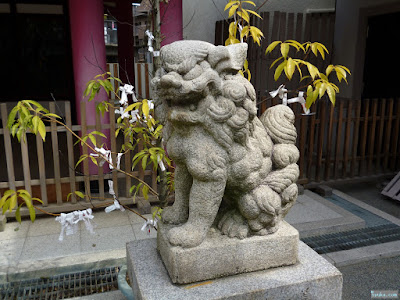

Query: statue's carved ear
[{"left": 208, "top": 43, "right": 248, "bottom": 73}]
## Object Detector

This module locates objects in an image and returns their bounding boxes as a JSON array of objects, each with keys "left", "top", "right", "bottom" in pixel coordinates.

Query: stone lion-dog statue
[{"left": 152, "top": 40, "right": 299, "bottom": 248}]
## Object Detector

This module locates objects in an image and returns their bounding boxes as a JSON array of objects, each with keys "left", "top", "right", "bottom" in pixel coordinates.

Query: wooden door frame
[{"left": 353, "top": 2, "right": 400, "bottom": 99}]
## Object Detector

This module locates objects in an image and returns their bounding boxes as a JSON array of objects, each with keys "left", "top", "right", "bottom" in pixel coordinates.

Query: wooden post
[
  {"left": 360, "top": 99, "right": 370, "bottom": 175},
  {"left": 342, "top": 100, "right": 353, "bottom": 178},
  {"left": 376, "top": 99, "right": 386, "bottom": 172},
  {"left": 35, "top": 128, "right": 48, "bottom": 206},
  {"left": 351, "top": 100, "right": 361, "bottom": 177},
  {"left": 49, "top": 102, "right": 62, "bottom": 204},
  {"left": 383, "top": 99, "right": 394, "bottom": 171},
  {"left": 109, "top": 106, "right": 118, "bottom": 197},
  {"left": 1, "top": 104, "right": 16, "bottom": 191},
  {"left": 65, "top": 102, "right": 77, "bottom": 203},
  {"left": 95, "top": 111, "right": 105, "bottom": 200},
  {"left": 324, "top": 102, "right": 335, "bottom": 181},
  {"left": 334, "top": 100, "right": 344, "bottom": 179},
  {"left": 80, "top": 102, "right": 91, "bottom": 201}
]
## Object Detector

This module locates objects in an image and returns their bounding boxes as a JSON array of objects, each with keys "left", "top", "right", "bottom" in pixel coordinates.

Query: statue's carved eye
[{"left": 189, "top": 104, "right": 197, "bottom": 111}]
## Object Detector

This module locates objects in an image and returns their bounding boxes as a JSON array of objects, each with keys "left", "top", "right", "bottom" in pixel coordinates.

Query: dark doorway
[
  {"left": 362, "top": 11, "right": 400, "bottom": 99},
  {"left": 0, "top": 1, "right": 74, "bottom": 103}
]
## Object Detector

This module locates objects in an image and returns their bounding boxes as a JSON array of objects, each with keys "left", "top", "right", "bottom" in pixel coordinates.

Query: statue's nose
[{"left": 160, "top": 74, "right": 182, "bottom": 89}]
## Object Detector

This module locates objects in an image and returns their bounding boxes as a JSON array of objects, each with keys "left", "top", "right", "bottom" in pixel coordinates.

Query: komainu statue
[{"left": 152, "top": 40, "right": 299, "bottom": 248}]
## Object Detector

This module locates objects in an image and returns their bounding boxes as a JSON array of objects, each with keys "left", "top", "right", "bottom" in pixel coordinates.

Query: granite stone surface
[
  {"left": 157, "top": 220, "right": 299, "bottom": 284},
  {"left": 127, "top": 238, "right": 342, "bottom": 300},
  {"left": 151, "top": 40, "right": 300, "bottom": 248}
]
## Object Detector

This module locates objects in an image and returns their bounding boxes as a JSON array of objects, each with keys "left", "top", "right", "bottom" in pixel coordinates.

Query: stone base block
[
  {"left": 127, "top": 238, "right": 342, "bottom": 300},
  {"left": 157, "top": 221, "right": 298, "bottom": 284}
]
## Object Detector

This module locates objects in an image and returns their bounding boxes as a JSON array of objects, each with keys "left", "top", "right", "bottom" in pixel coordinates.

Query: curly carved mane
[{"left": 203, "top": 74, "right": 258, "bottom": 150}]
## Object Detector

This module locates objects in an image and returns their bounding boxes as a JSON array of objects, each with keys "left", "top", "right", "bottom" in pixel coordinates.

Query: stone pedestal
[
  {"left": 157, "top": 221, "right": 299, "bottom": 284},
  {"left": 127, "top": 238, "right": 342, "bottom": 300}
]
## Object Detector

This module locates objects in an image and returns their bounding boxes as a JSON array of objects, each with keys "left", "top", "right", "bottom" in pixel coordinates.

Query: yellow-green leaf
[
  {"left": 274, "top": 60, "right": 287, "bottom": 81},
  {"left": 285, "top": 57, "right": 296, "bottom": 80},
  {"left": 319, "top": 82, "right": 327, "bottom": 98},
  {"left": 32, "top": 197, "right": 43, "bottom": 204},
  {"left": 250, "top": 26, "right": 264, "bottom": 37},
  {"left": 319, "top": 73, "right": 328, "bottom": 81},
  {"left": 266, "top": 41, "right": 281, "bottom": 54},
  {"left": 244, "top": 59, "right": 248, "bottom": 70},
  {"left": 75, "top": 154, "right": 88, "bottom": 168},
  {"left": 224, "top": 1, "right": 239, "bottom": 11},
  {"left": 286, "top": 40, "right": 306, "bottom": 52},
  {"left": 225, "top": 36, "right": 240, "bottom": 46},
  {"left": 300, "top": 75, "right": 311, "bottom": 82},
  {"left": 9, "top": 194, "right": 17, "bottom": 212},
  {"left": 318, "top": 43, "right": 329, "bottom": 54},
  {"left": 281, "top": 43, "right": 289, "bottom": 59},
  {"left": 240, "top": 26, "right": 250, "bottom": 40},
  {"left": 88, "top": 134, "right": 97, "bottom": 147},
  {"left": 32, "top": 115, "right": 40, "bottom": 134},
  {"left": 38, "top": 120, "right": 46, "bottom": 141},
  {"left": 306, "top": 63, "right": 319, "bottom": 79},
  {"left": 242, "top": 1, "right": 256, "bottom": 6},
  {"left": 311, "top": 43, "right": 318, "bottom": 57},
  {"left": 228, "top": 4, "right": 239, "bottom": 17},
  {"left": 15, "top": 204, "right": 23, "bottom": 224},
  {"left": 142, "top": 184, "right": 149, "bottom": 200},
  {"left": 229, "top": 22, "right": 237, "bottom": 37},
  {"left": 335, "top": 67, "right": 348, "bottom": 83},
  {"left": 125, "top": 102, "right": 141, "bottom": 112},
  {"left": 90, "top": 156, "right": 98, "bottom": 166},
  {"left": 270, "top": 56, "right": 284, "bottom": 69},
  {"left": 75, "top": 191, "right": 85, "bottom": 199},
  {"left": 247, "top": 69, "right": 251, "bottom": 82},
  {"left": 237, "top": 10, "right": 250, "bottom": 23},
  {"left": 1, "top": 190, "right": 15, "bottom": 206},
  {"left": 306, "top": 86, "right": 314, "bottom": 109},
  {"left": 247, "top": 9, "right": 262, "bottom": 19},
  {"left": 317, "top": 45, "right": 325, "bottom": 60},
  {"left": 326, "top": 85, "right": 336, "bottom": 106},
  {"left": 28, "top": 205, "right": 36, "bottom": 223},
  {"left": 326, "top": 65, "right": 334, "bottom": 76},
  {"left": 142, "top": 99, "right": 150, "bottom": 118},
  {"left": 337, "top": 65, "right": 351, "bottom": 74}
]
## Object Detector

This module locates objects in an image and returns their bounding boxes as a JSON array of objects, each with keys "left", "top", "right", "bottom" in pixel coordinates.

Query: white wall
[
  {"left": 183, "top": 0, "right": 335, "bottom": 44},
  {"left": 333, "top": 0, "right": 400, "bottom": 98}
]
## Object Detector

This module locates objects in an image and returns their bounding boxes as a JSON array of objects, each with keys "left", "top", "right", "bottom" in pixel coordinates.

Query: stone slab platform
[
  {"left": 157, "top": 221, "right": 298, "bottom": 284},
  {"left": 127, "top": 238, "right": 342, "bottom": 300}
]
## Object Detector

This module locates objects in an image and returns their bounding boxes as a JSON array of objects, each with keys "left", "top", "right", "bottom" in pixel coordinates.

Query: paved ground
[
  {"left": 339, "top": 255, "right": 400, "bottom": 300},
  {"left": 328, "top": 176, "right": 400, "bottom": 219},
  {"left": 1, "top": 188, "right": 400, "bottom": 299}
]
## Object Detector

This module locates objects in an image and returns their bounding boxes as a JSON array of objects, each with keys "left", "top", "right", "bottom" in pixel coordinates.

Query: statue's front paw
[
  {"left": 167, "top": 223, "right": 207, "bottom": 248},
  {"left": 161, "top": 206, "right": 188, "bottom": 225}
]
